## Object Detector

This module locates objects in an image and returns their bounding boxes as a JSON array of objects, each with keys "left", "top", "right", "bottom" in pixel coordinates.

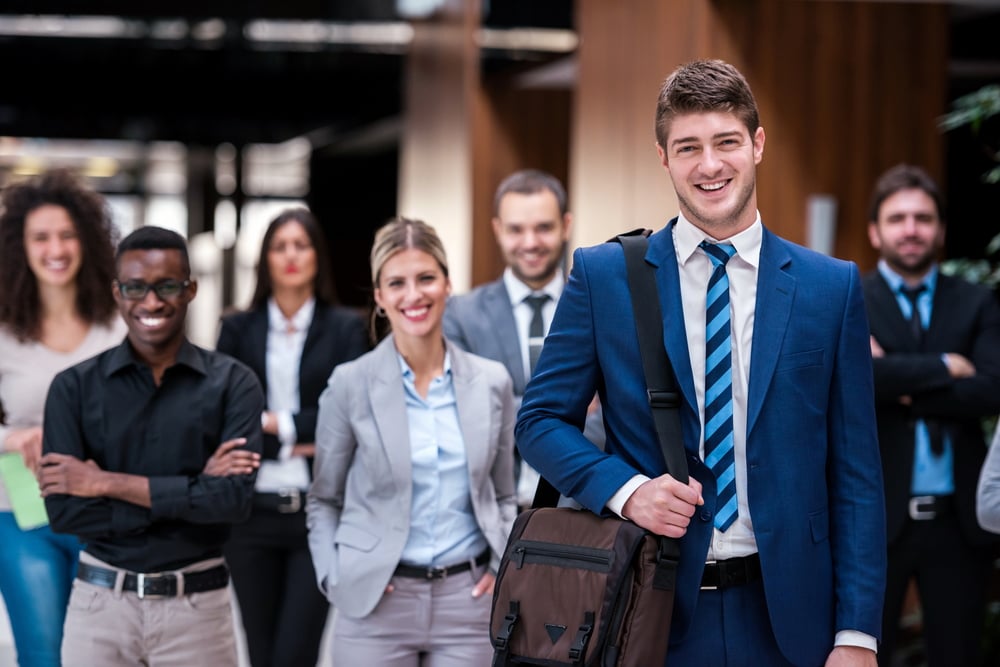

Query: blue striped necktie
[{"left": 700, "top": 241, "right": 738, "bottom": 532}]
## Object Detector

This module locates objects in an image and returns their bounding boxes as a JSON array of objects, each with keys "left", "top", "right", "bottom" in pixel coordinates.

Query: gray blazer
[
  {"left": 976, "top": 424, "right": 1000, "bottom": 533},
  {"left": 443, "top": 278, "right": 606, "bottom": 449},
  {"left": 306, "top": 334, "right": 517, "bottom": 618}
]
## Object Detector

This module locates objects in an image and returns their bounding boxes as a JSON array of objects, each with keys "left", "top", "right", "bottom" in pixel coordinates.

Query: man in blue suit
[{"left": 516, "top": 59, "right": 886, "bottom": 667}]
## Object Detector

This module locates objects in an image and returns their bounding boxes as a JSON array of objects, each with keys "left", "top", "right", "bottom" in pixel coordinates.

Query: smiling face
[
  {"left": 868, "top": 188, "right": 944, "bottom": 281},
  {"left": 374, "top": 248, "right": 450, "bottom": 344},
  {"left": 492, "top": 189, "right": 571, "bottom": 289},
  {"left": 266, "top": 220, "right": 317, "bottom": 293},
  {"left": 114, "top": 248, "right": 196, "bottom": 360},
  {"left": 23, "top": 204, "right": 83, "bottom": 290},
  {"left": 656, "top": 110, "right": 765, "bottom": 239}
]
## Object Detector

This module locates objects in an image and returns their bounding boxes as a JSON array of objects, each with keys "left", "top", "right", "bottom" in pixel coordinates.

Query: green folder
[{"left": 0, "top": 453, "right": 49, "bottom": 530}]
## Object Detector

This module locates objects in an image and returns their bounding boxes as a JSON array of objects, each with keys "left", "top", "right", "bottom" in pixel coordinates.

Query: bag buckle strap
[{"left": 568, "top": 611, "right": 594, "bottom": 662}]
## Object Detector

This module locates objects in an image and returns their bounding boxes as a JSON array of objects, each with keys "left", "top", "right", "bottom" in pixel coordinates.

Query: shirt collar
[
  {"left": 396, "top": 349, "right": 453, "bottom": 379},
  {"left": 673, "top": 211, "right": 763, "bottom": 269},
  {"left": 105, "top": 337, "right": 206, "bottom": 377},
  {"left": 267, "top": 296, "right": 315, "bottom": 334},
  {"left": 877, "top": 259, "right": 938, "bottom": 295},
  {"left": 502, "top": 266, "right": 564, "bottom": 307}
]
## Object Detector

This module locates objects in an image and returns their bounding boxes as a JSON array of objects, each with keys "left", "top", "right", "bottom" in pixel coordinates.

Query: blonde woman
[{"left": 307, "top": 217, "right": 516, "bottom": 666}]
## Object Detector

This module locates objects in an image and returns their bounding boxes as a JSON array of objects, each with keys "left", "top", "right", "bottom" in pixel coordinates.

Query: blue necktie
[{"left": 701, "top": 241, "right": 738, "bottom": 532}]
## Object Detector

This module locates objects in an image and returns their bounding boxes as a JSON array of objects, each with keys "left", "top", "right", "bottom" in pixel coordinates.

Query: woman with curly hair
[{"left": 0, "top": 168, "right": 126, "bottom": 667}]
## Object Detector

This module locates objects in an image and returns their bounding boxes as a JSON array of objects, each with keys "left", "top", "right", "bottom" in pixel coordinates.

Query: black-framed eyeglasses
[{"left": 115, "top": 279, "right": 190, "bottom": 301}]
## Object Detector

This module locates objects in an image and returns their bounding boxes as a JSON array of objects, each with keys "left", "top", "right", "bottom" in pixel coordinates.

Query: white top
[
  {"left": 0, "top": 318, "right": 127, "bottom": 511},
  {"left": 255, "top": 297, "right": 312, "bottom": 492}
]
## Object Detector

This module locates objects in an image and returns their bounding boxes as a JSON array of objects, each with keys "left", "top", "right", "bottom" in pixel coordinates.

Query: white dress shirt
[
  {"left": 503, "top": 267, "right": 565, "bottom": 384},
  {"left": 255, "top": 297, "right": 313, "bottom": 492}
]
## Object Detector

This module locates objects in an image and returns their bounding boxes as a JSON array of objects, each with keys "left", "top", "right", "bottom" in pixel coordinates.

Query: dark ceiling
[
  {"left": 1, "top": 2, "right": 998, "bottom": 150},
  {"left": 0, "top": 1, "right": 574, "bottom": 148}
]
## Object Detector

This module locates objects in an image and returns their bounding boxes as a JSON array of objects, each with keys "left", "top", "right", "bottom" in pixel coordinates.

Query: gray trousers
[
  {"left": 331, "top": 561, "right": 493, "bottom": 666},
  {"left": 61, "top": 552, "right": 238, "bottom": 667}
]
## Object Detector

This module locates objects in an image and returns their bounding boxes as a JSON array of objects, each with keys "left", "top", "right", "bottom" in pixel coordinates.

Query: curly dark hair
[
  {"left": 249, "top": 207, "right": 336, "bottom": 309},
  {"left": 0, "top": 168, "right": 118, "bottom": 341}
]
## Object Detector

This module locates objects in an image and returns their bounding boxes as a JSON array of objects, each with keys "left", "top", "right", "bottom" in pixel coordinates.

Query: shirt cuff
[
  {"left": 606, "top": 474, "right": 651, "bottom": 518},
  {"left": 276, "top": 411, "right": 297, "bottom": 461},
  {"left": 834, "top": 630, "right": 877, "bottom": 653}
]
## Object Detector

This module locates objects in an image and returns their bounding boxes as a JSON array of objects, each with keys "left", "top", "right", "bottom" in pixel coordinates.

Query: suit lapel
[
  {"left": 484, "top": 281, "right": 526, "bottom": 392},
  {"left": 866, "top": 272, "right": 918, "bottom": 351},
  {"left": 746, "top": 229, "right": 795, "bottom": 435},
  {"left": 300, "top": 302, "right": 324, "bottom": 387},
  {"left": 646, "top": 222, "right": 698, "bottom": 424},
  {"left": 368, "top": 337, "right": 412, "bottom": 494},
  {"left": 449, "top": 343, "right": 488, "bottom": 490},
  {"left": 249, "top": 308, "right": 270, "bottom": 395}
]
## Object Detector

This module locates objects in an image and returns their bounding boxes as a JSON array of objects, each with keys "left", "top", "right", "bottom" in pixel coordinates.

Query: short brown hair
[
  {"left": 655, "top": 59, "right": 760, "bottom": 148},
  {"left": 867, "top": 163, "right": 945, "bottom": 223}
]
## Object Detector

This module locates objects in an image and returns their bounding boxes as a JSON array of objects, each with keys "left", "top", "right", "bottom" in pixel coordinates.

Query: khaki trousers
[{"left": 61, "top": 552, "right": 238, "bottom": 667}]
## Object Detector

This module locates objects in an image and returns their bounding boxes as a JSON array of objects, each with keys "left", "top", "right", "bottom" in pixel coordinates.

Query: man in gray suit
[{"left": 443, "top": 169, "right": 603, "bottom": 509}]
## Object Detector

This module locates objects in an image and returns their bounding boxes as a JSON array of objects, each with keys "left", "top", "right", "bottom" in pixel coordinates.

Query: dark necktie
[
  {"left": 899, "top": 285, "right": 926, "bottom": 344},
  {"left": 700, "top": 241, "right": 739, "bottom": 532},
  {"left": 525, "top": 294, "right": 551, "bottom": 377},
  {"left": 900, "top": 284, "right": 944, "bottom": 454}
]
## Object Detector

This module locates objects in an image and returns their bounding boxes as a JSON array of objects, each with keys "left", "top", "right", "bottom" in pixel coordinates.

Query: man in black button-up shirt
[{"left": 39, "top": 226, "right": 264, "bottom": 667}]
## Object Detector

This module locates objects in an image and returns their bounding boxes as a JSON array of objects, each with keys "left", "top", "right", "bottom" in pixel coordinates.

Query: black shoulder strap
[
  {"left": 617, "top": 231, "right": 688, "bottom": 484},
  {"left": 532, "top": 228, "right": 687, "bottom": 508}
]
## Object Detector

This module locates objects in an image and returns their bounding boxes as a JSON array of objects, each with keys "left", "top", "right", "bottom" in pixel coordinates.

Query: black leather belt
[
  {"left": 394, "top": 550, "right": 490, "bottom": 580},
  {"left": 77, "top": 561, "right": 229, "bottom": 598},
  {"left": 253, "top": 489, "right": 304, "bottom": 514},
  {"left": 700, "top": 553, "right": 761, "bottom": 590},
  {"left": 908, "top": 494, "right": 954, "bottom": 521}
]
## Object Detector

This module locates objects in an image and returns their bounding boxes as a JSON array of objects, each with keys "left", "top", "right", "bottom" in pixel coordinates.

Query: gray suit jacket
[
  {"left": 443, "top": 279, "right": 527, "bottom": 397},
  {"left": 443, "top": 278, "right": 606, "bottom": 449},
  {"left": 306, "top": 334, "right": 517, "bottom": 618}
]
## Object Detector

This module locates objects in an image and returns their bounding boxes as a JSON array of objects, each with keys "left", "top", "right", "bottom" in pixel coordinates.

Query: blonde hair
[{"left": 370, "top": 216, "right": 449, "bottom": 286}]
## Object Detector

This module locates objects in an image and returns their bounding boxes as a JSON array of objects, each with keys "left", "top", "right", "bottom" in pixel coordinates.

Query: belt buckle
[
  {"left": 426, "top": 566, "right": 447, "bottom": 580},
  {"left": 136, "top": 571, "right": 183, "bottom": 599},
  {"left": 277, "top": 488, "right": 302, "bottom": 514},
  {"left": 700, "top": 560, "right": 718, "bottom": 590},
  {"left": 909, "top": 495, "right": 936, "bottom": 521}
]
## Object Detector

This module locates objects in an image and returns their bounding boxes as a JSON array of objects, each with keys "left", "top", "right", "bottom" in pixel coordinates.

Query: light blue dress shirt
[
  {"left": 877, "top": 260, "right": 954, "bottom": 495},
  {"left": 397, "top": 353, "right": 489, "bottom": 567}
]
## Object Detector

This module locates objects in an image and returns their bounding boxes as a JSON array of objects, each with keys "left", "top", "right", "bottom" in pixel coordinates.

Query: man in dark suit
[
  {"left": 863, "top": 163, "right": 1000, "bottom": 667},
  {"left": 443, "top": 169, "right": 603, "bottom": 509},
  {"left": 517, "top": 59, "right": 885, "bottom": 667}
]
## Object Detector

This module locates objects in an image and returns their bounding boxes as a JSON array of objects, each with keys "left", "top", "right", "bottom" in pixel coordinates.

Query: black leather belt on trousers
[
  {"left": 908, "top": 494, "right": 954, "bottom": 521},
  {"left": 253, "top": 488, "right": 304, "bottom": 514},
  {"left": 394, "top": 550, "right": 490, "bottom": 580},
  {"left": 700, "top": 553, "right": 762, "bottom": 590},
  {"left": 76, "top": 561, "right": 229, "bottom": 598}
]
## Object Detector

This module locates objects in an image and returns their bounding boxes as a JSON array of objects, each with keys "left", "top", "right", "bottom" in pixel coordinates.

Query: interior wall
[{"left": 570, "top": 0, "right": 949, "bottom": 269}]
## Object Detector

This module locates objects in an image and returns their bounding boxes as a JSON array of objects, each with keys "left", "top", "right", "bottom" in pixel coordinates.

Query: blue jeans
[{"left": 0, "top": 512, "right": 81, "bottom": 667}]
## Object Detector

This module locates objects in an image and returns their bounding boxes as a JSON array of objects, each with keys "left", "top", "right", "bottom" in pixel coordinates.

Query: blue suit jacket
[{"left": 516, "top": 221, "right": 886, "bottom": 666}]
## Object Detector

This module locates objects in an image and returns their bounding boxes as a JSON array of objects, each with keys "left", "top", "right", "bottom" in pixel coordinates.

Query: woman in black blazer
[{"left": 216, "top": 207, "right": 368, "bottom": 667}]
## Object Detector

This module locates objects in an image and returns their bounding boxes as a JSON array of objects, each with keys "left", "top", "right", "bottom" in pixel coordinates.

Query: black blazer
[
  {"left": 863, "top": 270, "right": 1000, "bottom": 546},
  {"left": 216, "top": 301, "right": 369, "bottom": 462}
]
